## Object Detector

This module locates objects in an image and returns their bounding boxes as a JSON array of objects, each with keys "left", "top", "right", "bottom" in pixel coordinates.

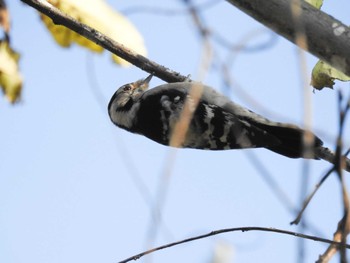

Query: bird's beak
[
  {"left": 142, "top": 74, "right": 153, "bottom": 88},
  {"left": 130, "top": 74, "right": 153, "bottom": 92},
  {"left": 143, "top": 74, "right": 153, "bottom": 85},
  {"left": 134, "top": 74, "right": 153, "bottom": 91}
]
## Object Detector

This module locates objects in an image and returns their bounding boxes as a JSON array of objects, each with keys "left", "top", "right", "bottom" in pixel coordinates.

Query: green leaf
[
  {"left": 311, "top": 60, "right": 350, "bottom": 90},
  {"left": 305, "top": 0, "right": 323, "bottom": 9}
]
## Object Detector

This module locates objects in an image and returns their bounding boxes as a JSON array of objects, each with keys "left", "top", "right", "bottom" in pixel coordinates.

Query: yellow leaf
[
  {"left": 305, "top": 0, "right": 323, "bottom": 9},
  {"left": 311, "top": 60, "right": 350, "bottom": 90},
  {"left": 41, "top": 0, "right": 147, "bottom": 66},
  {"left": 0, "top": 41, "right": 22, "bottom": 103}
]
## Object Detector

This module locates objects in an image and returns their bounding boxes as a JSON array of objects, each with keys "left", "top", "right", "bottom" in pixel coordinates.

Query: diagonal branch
[
  {"left": 226, "top": 0, "right": 350, "bottom": 76},
  {"left": 20, "top": 0, "right": 188, "bottom": 83}
]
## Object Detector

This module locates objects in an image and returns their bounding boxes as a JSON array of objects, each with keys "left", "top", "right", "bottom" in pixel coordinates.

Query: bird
[{"left": 108, "top": 74, "right": 350, "bottom": 172}]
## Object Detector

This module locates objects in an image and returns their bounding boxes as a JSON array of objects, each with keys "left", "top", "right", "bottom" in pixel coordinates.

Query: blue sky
[{"left": 1, "top": 0, "right": 350, "bottom": 262}]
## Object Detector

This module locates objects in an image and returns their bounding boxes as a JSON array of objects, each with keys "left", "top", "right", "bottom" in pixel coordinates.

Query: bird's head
[
  {"left": 108, "top": 74, "right": 153, "bottom": 112},
  {"left": 108, "top": 74, "right": 153, "bottom": 129}
]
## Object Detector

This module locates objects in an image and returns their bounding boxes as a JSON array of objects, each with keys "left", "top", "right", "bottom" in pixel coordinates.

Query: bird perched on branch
[{"left": 108, "top": 74, "right": 350, "bottom": 172}]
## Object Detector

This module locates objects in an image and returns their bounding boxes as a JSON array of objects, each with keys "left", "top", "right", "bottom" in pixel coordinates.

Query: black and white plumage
[{"left": 108, "top": 75, "right": 350, "bottom": 172}]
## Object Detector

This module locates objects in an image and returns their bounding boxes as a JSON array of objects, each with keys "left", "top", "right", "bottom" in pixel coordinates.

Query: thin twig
[
  {"left": 317, "top": 92, "right": 350, "bottom": 263},
  {"left": 290, "top": 1, "right": 312, "bottom": 260},
  {"left": 122, "top": 0, "right": 221, "bottom": 16},
  {"left": 118, "top": 226, "right": 350, "bottom": 263},
  {"left": 291, "top": 92, "right": 350, "bottom": 227},
  {"left": 244, "top": 151, "right": 295, "bottom": 211},
  {"left": 336, "top": 92, "right": 350, "bottom": 263},
  {"left": 291, "top": 94, "right": 350, "bottom": 226},
  {"left": 244, "top": 151, "right": 324, "bottom": 237},
  {"left": 143, "top": 0, "right": 214, "bottom": 250},
  {"left": 291, "top": 167, "right": 334, "bottom": 225},
  {"left": 291, "top": 148, "right": 350, "bottom": 225},
  {"left": 212, "top": 28, "right": 278, "bottom": 52}
]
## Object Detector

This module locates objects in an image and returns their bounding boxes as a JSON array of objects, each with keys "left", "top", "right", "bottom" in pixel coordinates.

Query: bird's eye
[{"left": 123, "top": 85, "right": 131, "bottom": 92}]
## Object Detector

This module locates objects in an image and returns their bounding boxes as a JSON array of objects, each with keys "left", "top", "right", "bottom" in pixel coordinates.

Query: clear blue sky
[{"left": 1, "top": 1, "right": 350, "bottom": 262}]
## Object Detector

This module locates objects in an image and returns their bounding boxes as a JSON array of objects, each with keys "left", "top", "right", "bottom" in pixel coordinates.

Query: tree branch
[
  {"left": 20, "top": 0, "right": 188, "bottom": 83},
  {"left": 22, "top": 0, "right": 350, "bottom": 78},
  {"left": 118, "top": 226, "right": 350, "bottom": 263},
  {"left": 226, "top": 0, "right": 350, "bottom": 76}
]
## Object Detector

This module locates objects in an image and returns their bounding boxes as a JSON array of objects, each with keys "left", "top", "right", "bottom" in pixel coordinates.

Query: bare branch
[
  {"left": 291, "top": 148, "right": 350, "bottom": 225},
  {"left": 226, "top": 0, "right": 350, "bottom": 76},
  {"left": 335, "top": 93, "right": 350, "bottom": 263},
  {"left": 292, "top": 93, "right": 350, "bottom": 226},
  {"left": 316, "top": 93, "right": 350, "bottom": 263},
  {"left": 118, "top": 226, "right": 350, "bottom": 263},
  {"left": 291, "top": 167, "right": 334, "bottom": 225}
]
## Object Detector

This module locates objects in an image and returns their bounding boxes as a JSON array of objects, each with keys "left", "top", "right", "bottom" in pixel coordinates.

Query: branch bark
[{"left": 226, "top": 0, "right": 350, "bottom": 76}]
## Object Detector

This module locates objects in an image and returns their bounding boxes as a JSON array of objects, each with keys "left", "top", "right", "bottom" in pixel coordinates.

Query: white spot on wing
[
  {"left": 160, "top": 95, "right": 172, "bottom": 110},
  {"left": 219, "top": 115, "right": 232, "bottom": 144},
  {"left": 202, "top": 105, "right": 217, "bottom": 148}
]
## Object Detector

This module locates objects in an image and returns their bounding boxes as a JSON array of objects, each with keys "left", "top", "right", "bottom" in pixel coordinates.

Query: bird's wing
[
  {"left": 192, "top": 82, "right": 324, "bottom": 157},
  {"left": 146, "top": 82, "right": 280, "bottom": 126},
  {"left": 145, "top": 83, "right": 282, "bottom": 150}
]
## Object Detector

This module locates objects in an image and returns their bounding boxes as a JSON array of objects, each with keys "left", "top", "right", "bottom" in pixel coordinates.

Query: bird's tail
[
  {"left": 253, "top": 122, "right": 350, "bottom": 172},
  {"left": 254, "top": 123, "right": 323, "bottom": 159},
  {"left": 315, "top": 146, "right": 350, "bottom": 173}
]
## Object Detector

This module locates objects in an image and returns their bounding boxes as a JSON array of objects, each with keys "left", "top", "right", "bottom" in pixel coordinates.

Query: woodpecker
[{"left": 108, "top": 74, "right": 350, "bottom": 172}]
